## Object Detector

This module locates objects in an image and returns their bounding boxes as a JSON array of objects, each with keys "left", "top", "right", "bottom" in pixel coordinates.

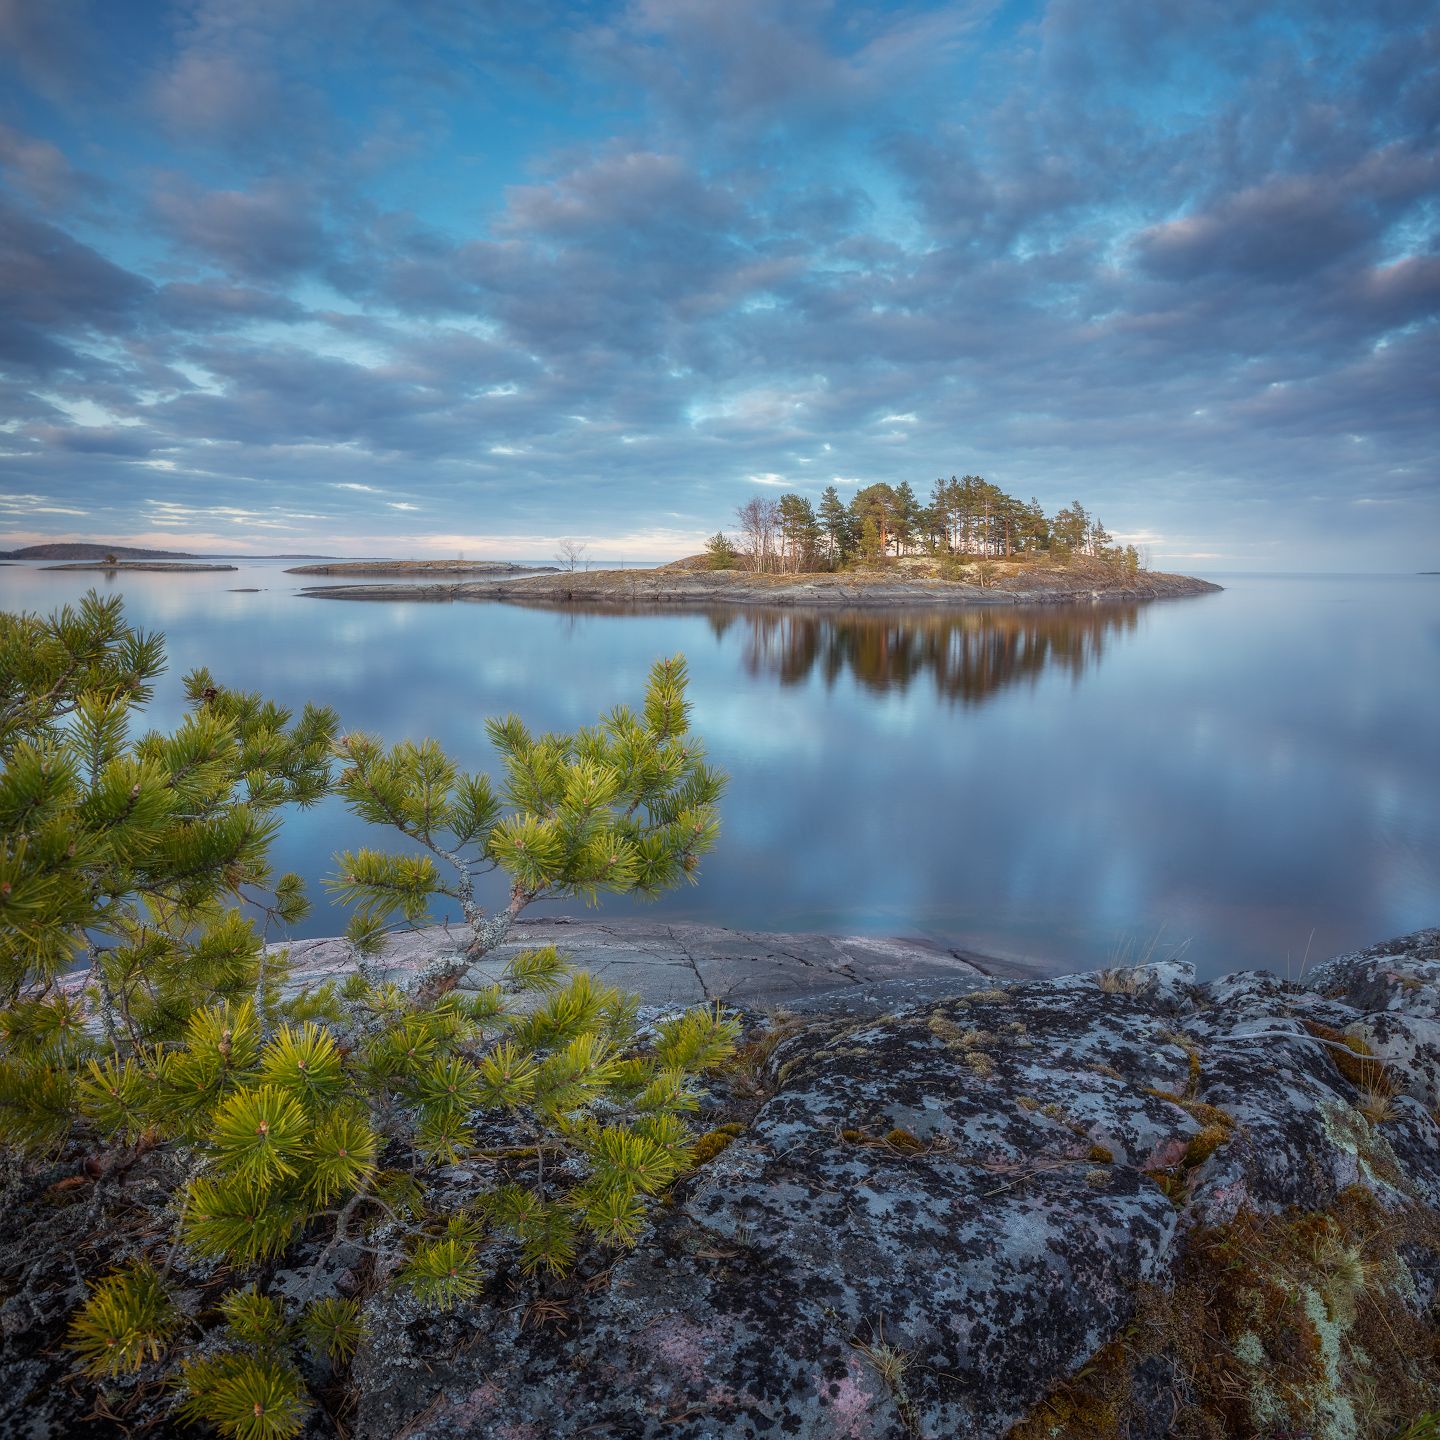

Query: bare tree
[
  {"left": 734, "top": 497, "right": 781, "bottom": 572},
  {"left": 555, "top": 538, "right": 589, "bottom": 571}
]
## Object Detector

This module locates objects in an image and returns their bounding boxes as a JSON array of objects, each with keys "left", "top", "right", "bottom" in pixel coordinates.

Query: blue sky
[{"left": 0, "top": 0, "right": 1436, "bottom": 567}]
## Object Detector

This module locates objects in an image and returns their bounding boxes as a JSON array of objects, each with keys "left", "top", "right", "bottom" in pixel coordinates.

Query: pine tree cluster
[{"left": 0, "top": 592, "right": 737, "bottom": 1439}]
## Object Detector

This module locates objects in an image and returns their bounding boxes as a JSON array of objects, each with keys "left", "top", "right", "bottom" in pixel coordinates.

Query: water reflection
[
  {"left": 723, "top": 605, "right": 1140, "bottom": 703},
  {"left": 515, "top": 600, "right": 1139, "bottom": 703},
  {"left": 2, "top": 565, "right": 1436, "bottom": 979}
]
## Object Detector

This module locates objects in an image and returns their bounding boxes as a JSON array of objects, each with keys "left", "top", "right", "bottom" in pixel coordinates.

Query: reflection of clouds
[{"left": 693, "top": 694, "right": 814, "bottom": 761}]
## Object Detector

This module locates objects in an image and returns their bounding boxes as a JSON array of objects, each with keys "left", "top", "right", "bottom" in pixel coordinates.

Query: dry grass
[{"left": 851, "top": 1324, "right": 921, "bottom": 1438}]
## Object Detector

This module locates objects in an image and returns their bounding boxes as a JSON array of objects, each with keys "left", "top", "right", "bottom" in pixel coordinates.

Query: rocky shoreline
[
  {"left": 7, "top": 925, "right": 1434, "bottom": 1439},
  {"left": 346, "top": 927, "right": 1439, "bottom": 1440},
  {"left": 296, "top": 563, "right": 1221, "bottom": 609},
  {"left": 272, "top": 916, "right": 1016, "bottom": 1013}
]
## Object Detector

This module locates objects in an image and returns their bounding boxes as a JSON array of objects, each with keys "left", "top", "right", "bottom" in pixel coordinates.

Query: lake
[{"left": 3, "top": 560, "right": 1436, "bottom": 980}]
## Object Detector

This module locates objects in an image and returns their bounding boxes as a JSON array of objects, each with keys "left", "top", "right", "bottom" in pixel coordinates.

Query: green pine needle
[
  {"left": 300, "top": 1296, "right": 365, "bottom": 1364},
  {"left": 398, "top": 1237, "right": 484, "bottom": 1309},
  {"left": 178, "top": 1350, "right": 310, "bottom": 1440},
  {"left": 66, "top": 1260, "right": 176, "bottom": 1377}
]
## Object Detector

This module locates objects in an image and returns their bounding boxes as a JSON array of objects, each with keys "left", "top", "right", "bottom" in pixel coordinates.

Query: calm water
[{"left": 4, "top": 561, "right": 1437, "bottom": 980}]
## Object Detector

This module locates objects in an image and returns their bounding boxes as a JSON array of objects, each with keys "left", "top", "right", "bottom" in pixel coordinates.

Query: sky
[{"left": 0, "top": 0, "right": 1436, "bottom": 568}]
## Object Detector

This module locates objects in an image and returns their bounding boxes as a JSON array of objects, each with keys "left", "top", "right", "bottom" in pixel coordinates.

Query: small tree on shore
[
  {"left": 329, "top": 654, "right": 725, "bottom": 999},
  {"left": 705, "top": 532, "right": 740, "bottom": 569}
]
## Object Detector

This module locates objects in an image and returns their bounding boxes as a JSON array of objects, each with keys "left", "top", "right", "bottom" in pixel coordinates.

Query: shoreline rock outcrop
[
  {"left": 4, "top": 929, "right": 1435, "bottom": 1439},
  {"left": 349, "top": 929, "right": 1438, "bottom": 1440}
]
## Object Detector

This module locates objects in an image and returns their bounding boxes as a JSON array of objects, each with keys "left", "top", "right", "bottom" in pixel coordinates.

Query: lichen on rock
[{"left": 341, "top": 930, "right": 1440, "bottom": 1440}]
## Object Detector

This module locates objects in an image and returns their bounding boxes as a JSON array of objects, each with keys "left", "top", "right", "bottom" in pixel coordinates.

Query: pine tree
[
  {"left": 892, "top": 482, "right": 920, "bottom": 555},
  {"left": 818, "top": 485, "right": 853, "bottom": 565},
  {"left": 704, "top": 532, "right": 740, "bottom": 569},
  {"left": 328, "top": 653, "right": 725, "bottom": 1001},
  {"left": 850, "top": 484, "right": 898, "bottom": 558},
  {"left": 1, "top": 593, "right": 739, "bottom": 1439},
  {"left": 776, "top": 494, "right": 821, "bottom": 572}
]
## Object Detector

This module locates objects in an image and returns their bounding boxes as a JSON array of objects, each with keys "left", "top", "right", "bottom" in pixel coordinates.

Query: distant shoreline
[
  {"left": 42, "top": 561, "right": 238, "bottom": 573},
  {"left": 284, "top": 559, "right": 559, "bottom": 577}
]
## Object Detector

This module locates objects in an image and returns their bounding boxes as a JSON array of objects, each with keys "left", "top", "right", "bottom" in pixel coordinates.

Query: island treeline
[{"left": 712, "top": 477, "right": 1138, "bottom": 575}]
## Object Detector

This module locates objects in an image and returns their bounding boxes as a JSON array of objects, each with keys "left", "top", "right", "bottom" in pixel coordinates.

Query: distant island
[
  {"left": 285, "top": 560, "right": 558, "bottom": 577},
  {"left": 0, "top": 542, "right": 201, "bottom": 561},
  {"left": 298, "top": 478, "right": 1221, "bottom": 609},
  {"left": 0, "top": 543, "right": 336, "bottom": 561},
  {"left": 43, "top": 561, "right": 239, "bottom": 573}
]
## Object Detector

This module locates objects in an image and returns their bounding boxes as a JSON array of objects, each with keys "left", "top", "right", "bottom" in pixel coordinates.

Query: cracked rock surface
[{"left": 274, "top": 916, "right": 1003, "bottom": 1010}]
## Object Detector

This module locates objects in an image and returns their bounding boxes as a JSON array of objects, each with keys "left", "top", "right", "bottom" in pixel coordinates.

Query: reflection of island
[{"left": 718, "top": 604, "right": 1140, "bottom": 704}]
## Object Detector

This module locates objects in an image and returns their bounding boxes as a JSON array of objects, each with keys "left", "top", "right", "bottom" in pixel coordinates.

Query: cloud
[
  {"left": 154, "top": 280, "right": 306, "bottom": 328},
  {"left": 1133, "top": 163, "right": 1423, "bottom": 284},
  {"left": 0, "top": 199, "right": 150, "bottom": 351},
  {"left": 0, "top": 491, "right": 88, "bottom": 516},
  {"left": 35, "top": 424, "right": 158, "bottom": 456},
  {"left": 0, "top": 124, "right": 105, "bottom": 214},
  {"left": 0, "top": 0, "right": 1435, "bottom": 568},
  {"left": 0, "top": 0, "right": 104, "bottom": 103},
  {"left": 151, "top": 179, "right": 330, "bottom": 280}
]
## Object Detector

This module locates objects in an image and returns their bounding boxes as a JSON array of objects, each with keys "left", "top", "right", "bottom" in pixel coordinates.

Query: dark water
[{"left": 4, "top": 561, "right": 1437, "bottom": 980}]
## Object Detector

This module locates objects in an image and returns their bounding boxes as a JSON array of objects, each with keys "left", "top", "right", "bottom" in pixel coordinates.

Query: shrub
[{"left": 0, "top": 592, "right": 736, "bottom": 1438}]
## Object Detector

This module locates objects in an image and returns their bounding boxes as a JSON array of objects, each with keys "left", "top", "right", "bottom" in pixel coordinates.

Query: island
[
  {"left": 43, "top": 561, "right": 238, "bottom": 572},
  {"left": 298, "top": 480, "right": 1221, "bottom": 607},
  {"left": 284, "top": 559, "right": 559, "bottom": 577},
  {"left": 2, "top": 542, "right": 202, "bottom": 561},
  {"left": 298, "top": 553, "right": 1220, "bottom": 606}
]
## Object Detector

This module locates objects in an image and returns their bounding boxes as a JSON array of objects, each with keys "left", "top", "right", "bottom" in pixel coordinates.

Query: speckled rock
[
  {"left": 1304, "top": 927, "right": 1440, "bottom": 1108},
  {"left": 350, "top": 933, "right": 1440, "bottom": 1440}
]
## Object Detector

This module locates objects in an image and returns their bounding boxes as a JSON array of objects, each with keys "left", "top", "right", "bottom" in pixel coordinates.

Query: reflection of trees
[
  {"left": 736, "top": 605, "right": 1141, "bottom": 705},
  {"left": 503, "top": 598, "right": 1140, "bottom": 707}
]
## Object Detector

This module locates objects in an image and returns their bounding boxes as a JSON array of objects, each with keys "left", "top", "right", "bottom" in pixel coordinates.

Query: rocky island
[
  {"left": 297, "top": 554, "right": 1221, "bottom": 608},
  {"left": 284, "top": 560, "right": 560, "bottom": 577},
  {"left": 44, "top": 560, "right": 239, "bottom": 572}
]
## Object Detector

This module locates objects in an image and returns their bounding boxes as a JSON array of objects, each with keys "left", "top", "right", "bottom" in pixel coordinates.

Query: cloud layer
[{"left": 0, "top": 0, "right": 1436, "bottom": 565}]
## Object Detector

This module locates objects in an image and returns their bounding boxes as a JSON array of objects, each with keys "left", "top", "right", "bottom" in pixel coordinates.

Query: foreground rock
[
  {"left": 5, "top": 930, "right": 1435, "bottom": 1439},
  {"left": 353, "top": 929, "right": 1440, "bottom": 1440},
  {"left": 297, "top": 557, "right": 1221, "bottom": 609}
]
